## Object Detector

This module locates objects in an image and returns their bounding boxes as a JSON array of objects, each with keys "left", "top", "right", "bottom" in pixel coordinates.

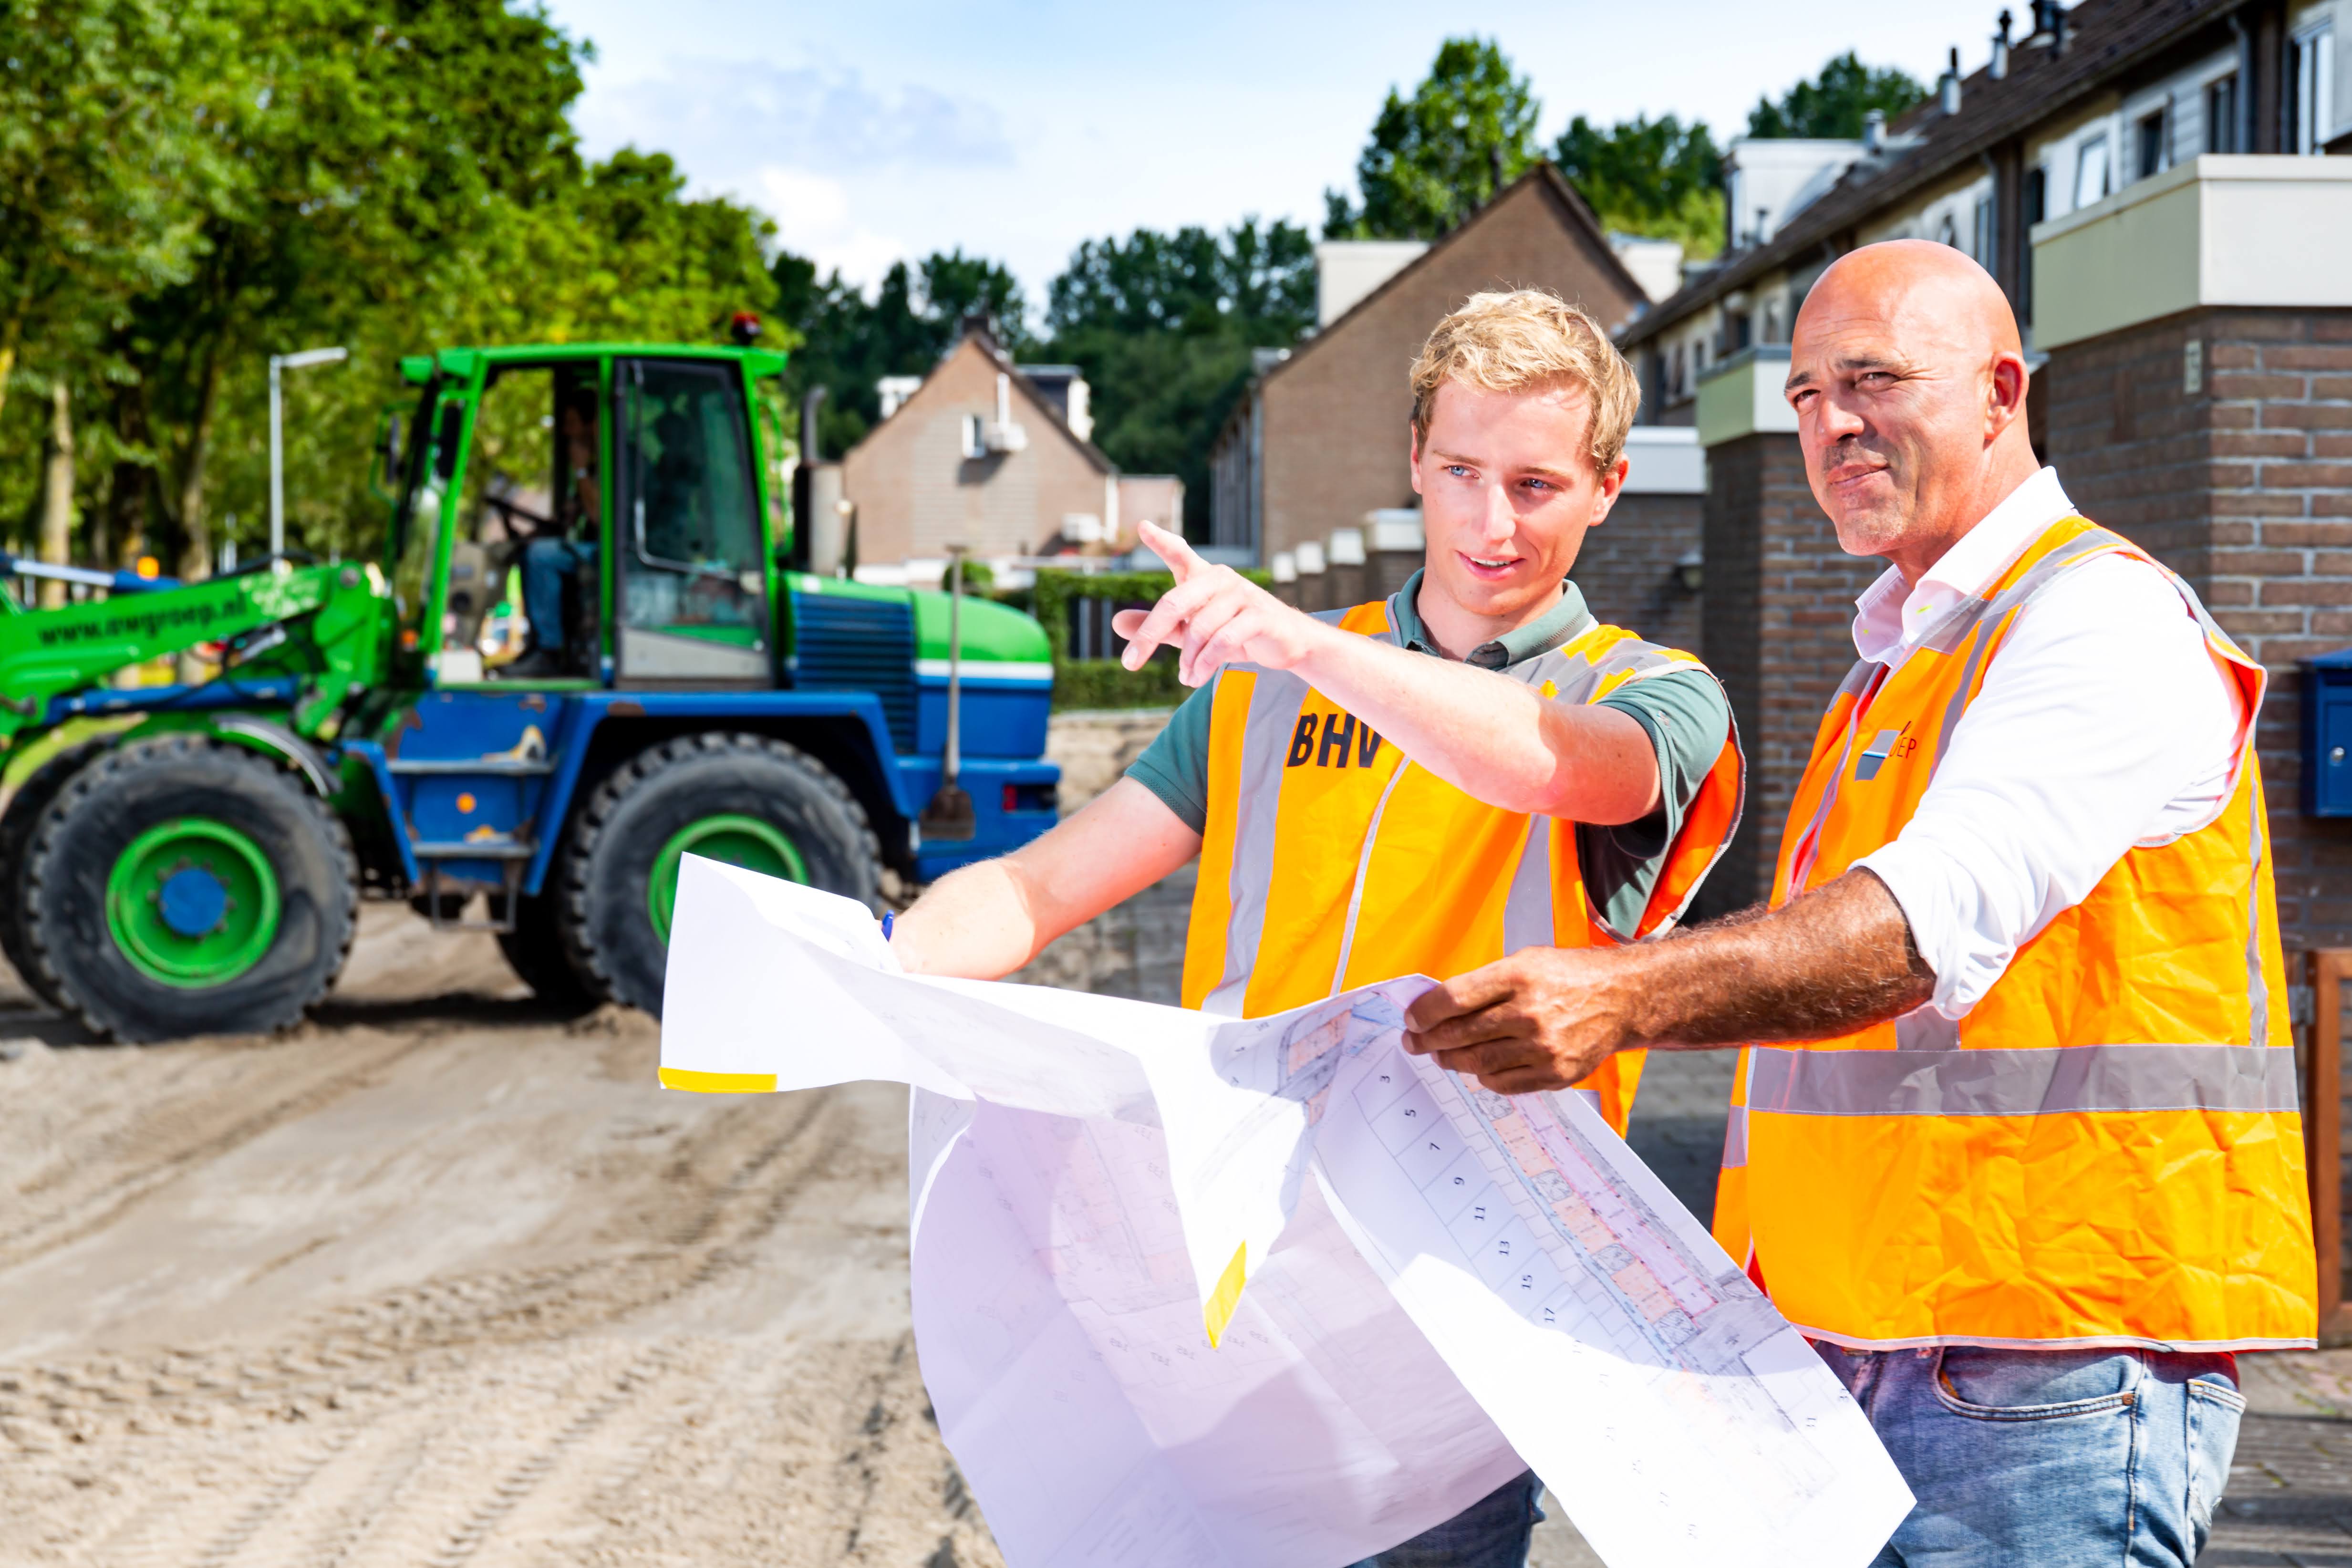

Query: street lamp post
[{"left": 269, "top": 346, "right": 349, "bottom": 560}]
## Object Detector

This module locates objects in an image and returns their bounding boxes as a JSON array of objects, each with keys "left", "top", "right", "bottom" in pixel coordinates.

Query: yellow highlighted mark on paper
[
  {"left": 1538, "top": 679, "right": 1559, "bottom": 700},
  {"left": 1204, "top": 1241, "right": 1249, "bottom": 1348},
  {"left": 658, "top": 1067, "right": 779, "bottom": 1094}
]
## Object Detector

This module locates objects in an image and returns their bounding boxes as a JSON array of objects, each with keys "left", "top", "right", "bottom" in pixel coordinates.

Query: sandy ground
[
  {"left": 0, "top": 907, "right": 1000, "bottom": 1568},
  {"left": 3, "top": 691, "right": 2348, "bottom": 1567}
]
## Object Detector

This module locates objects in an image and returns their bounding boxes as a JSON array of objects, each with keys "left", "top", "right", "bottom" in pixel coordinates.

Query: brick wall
[
  {"left": 1700, "top": 434, "right": 1882, "bottom": 910},
  {"left": 2043, "top": 305, "right": 2352, "bottom": 959},
  {"left": 1573, "top": 491, "right": 1703, "bottom": 655},
  {"left": 2044, "top": 306, "right": 2352, "bottom": 1304}
]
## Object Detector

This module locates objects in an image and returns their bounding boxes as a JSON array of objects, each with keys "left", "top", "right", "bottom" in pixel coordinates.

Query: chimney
[
  {"left": 1863, "top": 110, "right": 1886, "bottom": 153},
  {"left": 2025, "top": 0, "right": 2067, "bottom": 55},
  {"left": 1991, "top": 10, "right": 2012, "bottom": 79},
  {"left": 1939, "top": 47, "right": 1962, "bottom": 114}
]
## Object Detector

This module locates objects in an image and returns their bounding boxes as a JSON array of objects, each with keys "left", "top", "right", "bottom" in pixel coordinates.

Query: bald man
[{"left": 1404, "top": 240, "right": 2315, "bottom": 1564}]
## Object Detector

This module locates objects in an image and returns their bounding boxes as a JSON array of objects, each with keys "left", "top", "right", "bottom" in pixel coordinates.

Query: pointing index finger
[{"left": 1136, "top": 518, "right": 1204, "bottom": 584}]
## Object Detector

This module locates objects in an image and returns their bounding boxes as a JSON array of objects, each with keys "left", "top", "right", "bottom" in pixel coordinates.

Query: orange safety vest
[
  {"left": 1182, "top": 598, "right": 1745, "bottom": 1134},
  {"left": 1712, "top": 514, "right": 2315, "bottom": 1350}
]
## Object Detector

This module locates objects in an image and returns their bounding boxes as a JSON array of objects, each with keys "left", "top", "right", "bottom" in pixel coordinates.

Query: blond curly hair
[{"left": 1409, "top": 288, "right": 1640, "bottom": 474}]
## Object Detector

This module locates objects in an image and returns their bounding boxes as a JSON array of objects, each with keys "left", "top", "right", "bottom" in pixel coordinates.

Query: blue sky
[{"left": 544, "top": 0, "right": 2009, "bottom": 305}]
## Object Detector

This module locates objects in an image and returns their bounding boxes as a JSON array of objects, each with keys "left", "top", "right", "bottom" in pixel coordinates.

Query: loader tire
[
  {"left": 21, "top": 735, "right": 359, "bottom": 1042},
  {"left": 496, "top": 890, "right": 600, "bottom": 1015},
  {"left": 0, "top": 735, "right": 115, "bottom": 1007},
  {"left": 558, "top": 732, "right": 881, "bottom": 1017}
]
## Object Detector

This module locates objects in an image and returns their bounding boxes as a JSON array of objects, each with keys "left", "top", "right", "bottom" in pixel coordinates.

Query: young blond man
[{"left": 891, "top": 289, "right": 1742, "bottom": 1565}]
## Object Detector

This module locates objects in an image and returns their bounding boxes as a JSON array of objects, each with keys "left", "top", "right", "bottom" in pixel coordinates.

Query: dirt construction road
[
  {"left": 12, "top": 882, "right": 2352, "bottom": 1568},
  {"left": 0, "top": 904, "right": 1000, "bottom": 1568}
]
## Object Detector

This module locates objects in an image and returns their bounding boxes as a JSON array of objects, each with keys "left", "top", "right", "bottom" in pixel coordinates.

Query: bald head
[
  {"left": 1799, "top": 239, "right": 2023, "bottom": 363},
  {"left": 1784, "top": 239, "right": 2039, "bottom": 581}
]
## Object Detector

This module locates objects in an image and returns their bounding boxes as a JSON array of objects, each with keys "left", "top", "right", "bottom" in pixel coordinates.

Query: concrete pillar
[
  {"left": 1293, "top": 540, "right": 1328, "bottom": 613},
  {"left": 1270, "top": 549, "right": 1300, "bottom": 608},
  {"left": 1325, "top": 527, "right": 1367, "bottom": 610},
  {"left": 1366, "top": 509, "right": 1424, "bottom": 602}
]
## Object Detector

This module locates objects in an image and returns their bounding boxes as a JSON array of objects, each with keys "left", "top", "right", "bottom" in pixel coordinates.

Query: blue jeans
[
  {"left": 523, "top": 538, "right": 591, "bottom": 654},
  {"left": 1815, "top": 1342, "right": 2244, "bottom": 1566},
  {"left": 1347, "top": 1470, "right": 1544, "bottom": 1568}
]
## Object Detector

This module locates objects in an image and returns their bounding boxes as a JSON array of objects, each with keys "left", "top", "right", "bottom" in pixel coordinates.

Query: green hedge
[
  {"left": 1053, "top": 657, "right": 1188, "bottom": 710},
  {"left": 1030, "top": 565, "right": 1271, "bottom": 712}
]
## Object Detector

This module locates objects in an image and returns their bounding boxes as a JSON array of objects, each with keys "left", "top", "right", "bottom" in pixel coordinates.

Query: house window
[
  {"left": 2208, "top": 74, "right": 2240, "bottom": 154},
  {"left": 2135, "top": 108, "right": 2167, "bottom": 180},
  {"left": 961, "top": 414, "right": 986, "bottom": 460},
  {"left": 1971, "top": 190, "right": 1996, "bottom": 268},
  {"left": 2073, "top": 133, "right": 2111, "bottom": 209},
  {"left": 1937, "top": 213, "right": 1959, "bottom": 250},
  {"left": 2295, "top": 22, "right": 2337, "bottom": 155}
]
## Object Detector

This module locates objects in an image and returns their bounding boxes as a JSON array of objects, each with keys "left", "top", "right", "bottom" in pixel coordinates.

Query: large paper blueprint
[{"left": 660, "top": 857, "right": 1912, "bottom": 1568}]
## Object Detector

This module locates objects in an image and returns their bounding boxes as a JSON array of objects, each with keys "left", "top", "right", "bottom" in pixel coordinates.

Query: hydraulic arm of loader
[{"left": 0, "top": 558, "right": 387, "bottom": 750}]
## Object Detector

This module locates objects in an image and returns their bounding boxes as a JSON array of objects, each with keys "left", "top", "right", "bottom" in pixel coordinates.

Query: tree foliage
[
  {"left": 1042, "top": 220, "right": 1314, "bottom": 534},
  {"left": 773, "top": 249, "right": 1030, "bottom": 459},
  {"left": 0, "top": 0, "right": 777, "bottom": 572},
  {"left": 1747, "top": 51, "right": 1928, "bottom": 139},
  {"left": 1324, "top": 38, "right": 1540, "bottom": 240},
  {"left": 1552, "top": 114, "right": 1726, "bottom": 257}
]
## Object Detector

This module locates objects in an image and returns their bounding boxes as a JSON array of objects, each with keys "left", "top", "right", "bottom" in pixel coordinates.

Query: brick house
[
  {"left": 1210, "top": 166, "right": 1655, "bottom": 581},
  {"left": 1616, "top": 0, "right": 2352, "bottom": 934},
  {"left": 839, "top": 325, "right": 1179, "bottom": 577}
]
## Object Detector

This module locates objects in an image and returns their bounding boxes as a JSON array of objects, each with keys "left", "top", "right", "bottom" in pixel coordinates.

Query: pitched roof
[
  {"left": 1262, "top": 161, "right": 1651, "bottom": 393},
  {"left": 860, "top": 324, "right": 1118, "bottom": 476},
  {"left": 1620, "top": 0, "right": 2238, "bottom": 347}
]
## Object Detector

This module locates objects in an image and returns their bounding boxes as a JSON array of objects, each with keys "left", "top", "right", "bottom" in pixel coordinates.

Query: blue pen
[{"left": 881, "top": 911, "right": 895, "bottom": 941}]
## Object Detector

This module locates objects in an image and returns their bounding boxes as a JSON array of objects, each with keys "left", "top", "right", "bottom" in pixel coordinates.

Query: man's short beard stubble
[{"left": 1817, "top": 437, "right": 1911, "bottom": 559}]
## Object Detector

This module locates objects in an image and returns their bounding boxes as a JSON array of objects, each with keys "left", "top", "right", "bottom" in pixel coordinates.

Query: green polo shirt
[{"left": 1125, "top": 572, "right": 1733, "bottom": 941}]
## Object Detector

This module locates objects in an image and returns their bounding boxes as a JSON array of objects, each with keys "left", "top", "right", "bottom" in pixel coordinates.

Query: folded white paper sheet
[{"left": 659, "top": 857, "right": 1912, "bottom": 1568}]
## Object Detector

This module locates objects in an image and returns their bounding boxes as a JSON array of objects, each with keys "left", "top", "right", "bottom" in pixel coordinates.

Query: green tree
[
  {"left": 1748, "top": 51, "right": 1928, "bottom": 139},
  {"left": 1553, "top": 113, "right": 1726, "bottom": 257},
  {"left": 116, "top": 0, "right": 590, "bottom": 578},
  {"left": 0, "top": 0, "right": 228, "bottom": 579},
  {"left": 1043, "top": 219, "right": 1314, "bottom": 535},
  {"left": 1324, "top": 38, "right": 1540, "bottom": 240},
  {"left": 772, "top": 248, "right": 1032, "bottom": 458}
]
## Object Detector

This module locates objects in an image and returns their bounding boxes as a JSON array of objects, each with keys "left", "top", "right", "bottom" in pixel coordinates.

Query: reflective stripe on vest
[
  {"left": 1713, "top": 515, "right": 2316, "bottom": 1351},
  {"left": 1181, "top": 599, "right": 1745, "bottom": 1135}
]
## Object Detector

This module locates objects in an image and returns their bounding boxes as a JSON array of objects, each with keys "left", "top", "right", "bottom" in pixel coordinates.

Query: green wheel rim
[
  {"left": 649, "top": 813, "right": 807, "bottom": 942},
  {"left": 105, "top": 817, "right": 282, "bottom": 987}
]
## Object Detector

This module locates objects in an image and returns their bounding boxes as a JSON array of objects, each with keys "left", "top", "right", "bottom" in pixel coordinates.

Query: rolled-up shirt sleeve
[{"left": 1853, "top": 555, "right": 2243, "bottom": 1019}]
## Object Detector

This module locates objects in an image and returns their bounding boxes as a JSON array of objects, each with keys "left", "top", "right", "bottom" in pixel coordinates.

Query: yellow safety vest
[
  {"left": 1713, "top": 514, "right": 2315, "bottom": 1349},
  {"left": 1182, "top": 598, "right": 1745, "bottom": 1133}
]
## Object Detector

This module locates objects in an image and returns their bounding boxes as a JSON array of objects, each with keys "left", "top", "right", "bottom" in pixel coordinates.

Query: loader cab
[{"left": 388, "top": 345, "right": 788, "bottom": 690}]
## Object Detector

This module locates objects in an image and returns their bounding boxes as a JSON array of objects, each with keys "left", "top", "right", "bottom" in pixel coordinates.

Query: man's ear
[
  {"left": 1987, "top": 353, "right": 2030, "bottom": 440},
  {"left": 1588, "top": 457, "right": 1629, "bottom": 526},
  {"left": 1408, "top": 419, "right": 1426, "bottom": 498}
]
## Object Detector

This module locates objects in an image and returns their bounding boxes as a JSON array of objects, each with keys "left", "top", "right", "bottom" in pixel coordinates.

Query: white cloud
[
  {"left": 757, "top": 166, "right": 909, "bottom": 288},
  {"left": 579, "top": 60, "right": 1012, "bottom": 180}
]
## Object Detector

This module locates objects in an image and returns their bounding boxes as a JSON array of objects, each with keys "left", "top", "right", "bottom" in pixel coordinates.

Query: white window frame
[
  {"left": 2073, "top": 132, "right": 2112, "bottom": 210},
  {"left": 2296, "top": 20, "right": 2336, "bottom": 155}
]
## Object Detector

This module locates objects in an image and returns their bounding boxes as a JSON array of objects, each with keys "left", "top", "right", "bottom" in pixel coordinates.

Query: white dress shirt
[{"left": 1848, "top": 468, "right": 2244, "bottom": 1020}]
